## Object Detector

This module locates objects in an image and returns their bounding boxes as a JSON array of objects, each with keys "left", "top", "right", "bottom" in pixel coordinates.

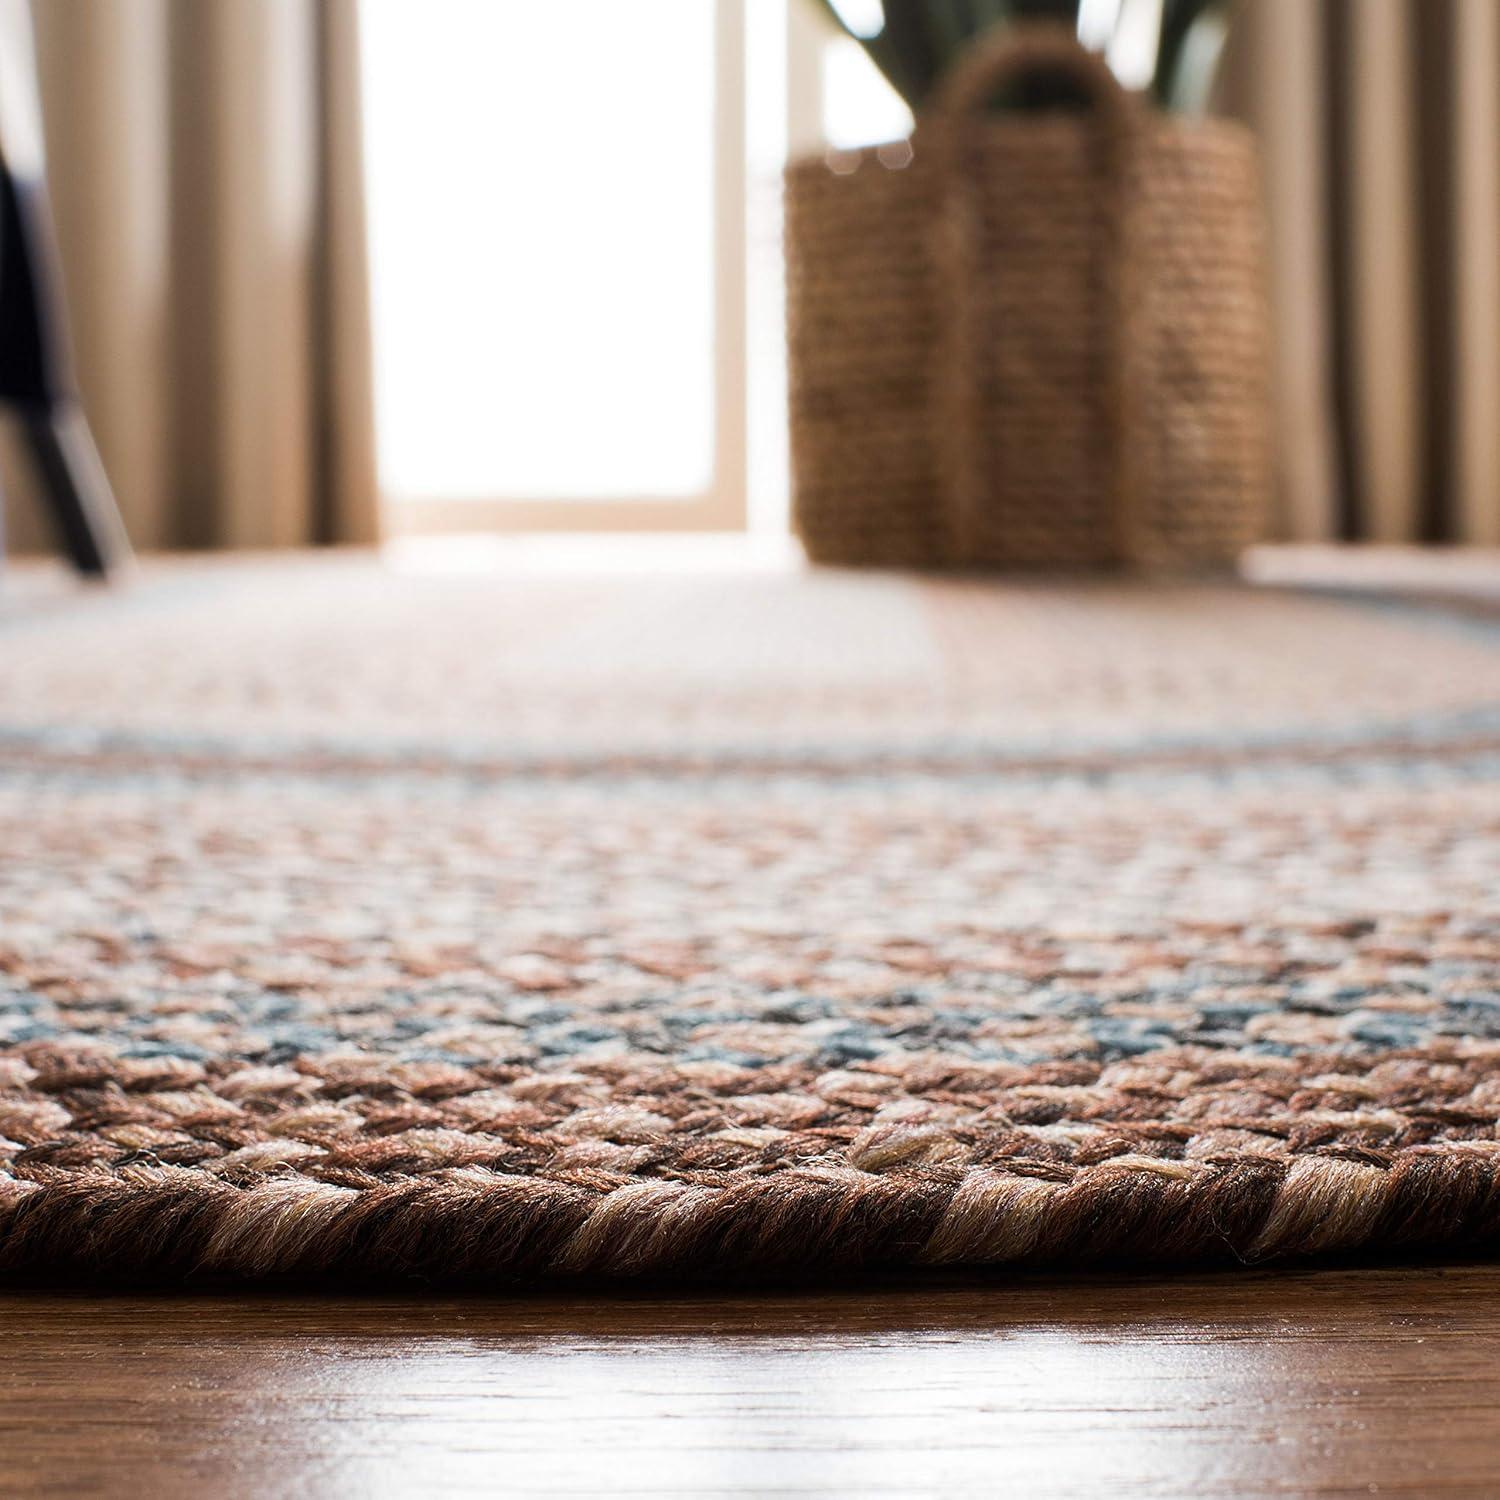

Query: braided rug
[{"left": 2, "top": 556, "right": 1498, "bottom": 1280}]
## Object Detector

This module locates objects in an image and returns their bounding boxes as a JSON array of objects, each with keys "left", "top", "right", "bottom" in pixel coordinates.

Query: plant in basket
[
  {"left": 810, "top": 0, "right": 1233, "bottom": 114},
  {"left": 787, "top": 0, "right": 1271, "bottom": 573}
]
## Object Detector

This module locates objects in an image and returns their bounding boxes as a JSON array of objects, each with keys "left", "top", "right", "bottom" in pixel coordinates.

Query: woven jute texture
[
  {"left": 786, "top": 26, "right": 1271, "bottom": 569},
  {"left": 1, "top": 557, "right": 1498, "bottom": 1282}
]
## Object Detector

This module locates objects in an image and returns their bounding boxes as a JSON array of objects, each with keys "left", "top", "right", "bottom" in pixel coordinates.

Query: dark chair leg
[
  {"left": 0, "top": 58, "right": 134, "bottom": 579},
  {"left": 18, "top": 401, "right": 132, "bottom": 578}
]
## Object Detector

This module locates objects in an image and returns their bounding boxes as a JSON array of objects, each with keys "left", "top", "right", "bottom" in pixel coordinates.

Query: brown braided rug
[{"left": 2, "top": 553, "right": 1498, "bottom": 1281}]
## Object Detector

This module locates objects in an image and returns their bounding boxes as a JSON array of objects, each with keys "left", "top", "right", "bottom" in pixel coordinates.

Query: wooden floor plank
[{"left": 3, "top": 1264, "right": 1499, "bottom": 1497}]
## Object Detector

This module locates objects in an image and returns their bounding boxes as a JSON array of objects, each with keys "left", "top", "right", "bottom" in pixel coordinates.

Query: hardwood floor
[{"left": 3, "top": 1264, "right": 1500, "bottom": 1497}]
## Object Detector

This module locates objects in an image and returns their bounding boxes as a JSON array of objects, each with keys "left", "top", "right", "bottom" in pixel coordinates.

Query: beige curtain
[
  {"left": 14, "top": 0, "right": 377, "bottom": 552},
  {"left": 1219, "top": 0, "right": 1500, "bottom": 544}
]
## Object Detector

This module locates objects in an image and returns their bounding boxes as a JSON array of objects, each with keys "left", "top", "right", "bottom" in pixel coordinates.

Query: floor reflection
[{"left": 2, "top": 1265, "right": 1488, "bottom": 1497}]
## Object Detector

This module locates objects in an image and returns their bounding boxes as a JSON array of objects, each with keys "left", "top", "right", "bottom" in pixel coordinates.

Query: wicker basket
[{"left": 785, "top": 25, "right": 1271, "bottom": 570}]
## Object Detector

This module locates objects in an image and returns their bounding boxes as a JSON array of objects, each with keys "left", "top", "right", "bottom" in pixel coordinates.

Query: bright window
[{"left": 360, "top": 0, "right": 906, "bottom": 533}]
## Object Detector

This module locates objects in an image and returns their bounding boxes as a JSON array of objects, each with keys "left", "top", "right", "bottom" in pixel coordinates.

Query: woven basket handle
[
  {"left": 930, "top": 22, "right": 1134, "bottom": 133},
  {"left": 926, "top": 24, "right": 1145, "bottom": 566}
]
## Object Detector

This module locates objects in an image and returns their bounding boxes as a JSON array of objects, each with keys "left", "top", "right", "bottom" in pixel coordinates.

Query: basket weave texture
[{"left": 785, "top": 26, "right": 1272, "bottom": 570}]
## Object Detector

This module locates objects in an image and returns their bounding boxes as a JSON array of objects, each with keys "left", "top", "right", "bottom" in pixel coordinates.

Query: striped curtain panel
[
  {"left": 15, "top": 0, "right": 378, "bottom": 553},
  {"left": 1219, "top": 0, "right": 1500, "bottom": 544}
]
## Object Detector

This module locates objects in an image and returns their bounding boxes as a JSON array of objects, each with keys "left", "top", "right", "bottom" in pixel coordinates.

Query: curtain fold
[
  {"left": 1220, "top": 0, "right": 1500, "bottom": 544},
  {"left": 21, "top": 0, "right": 377, "bottom": 551}
]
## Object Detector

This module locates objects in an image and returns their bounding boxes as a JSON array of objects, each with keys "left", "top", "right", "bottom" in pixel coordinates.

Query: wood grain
[{"left": 3, "top": 1264, "right": 1500, "bottom": 1497}]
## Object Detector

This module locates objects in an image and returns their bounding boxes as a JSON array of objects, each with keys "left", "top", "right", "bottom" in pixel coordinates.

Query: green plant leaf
[
  {"left": 1154, "top": 0, "right": 1231, "bottom": 108},
  {"left": 808, "top": 0, "right": 942, "bottom": 109}
]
